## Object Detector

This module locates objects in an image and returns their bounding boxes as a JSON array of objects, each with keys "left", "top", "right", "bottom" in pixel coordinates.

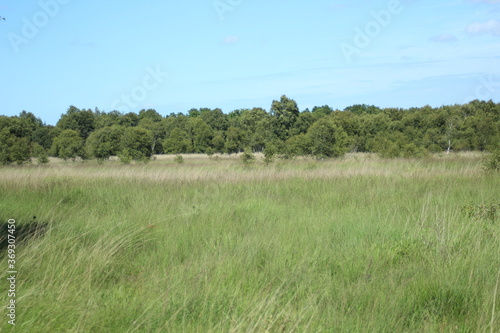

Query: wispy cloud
[
  {"left": 429, "top": 33, "right": 458, "bottom": 43},
  {"left": 466, "top": 19, "right": 500, "bottom": 37},
  {"left": 223, "top": 35, "right": 240, "bottom": 45},
  {"left": 469, "top": 0, "right": 500, "bottom": 3}
]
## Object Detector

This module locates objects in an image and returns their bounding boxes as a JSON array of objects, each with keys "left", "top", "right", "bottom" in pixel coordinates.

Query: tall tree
[
  {"left": 270, "top": 95, "right": 300, "bottom": 140},
  {"left": 57, "top": 106, "right": 96, "bottom": 139},
  {"left": 50, "top": 129, "right": 85, "bottom": 161},
  {"left": 85, "top": 125, "right": 125, "bottom": 160},
  {"left": 120, "top": 127, "right": 154, "bottom": 162},
  {"left": 307, "top": 117, "right": 348, "bottom": 159}
]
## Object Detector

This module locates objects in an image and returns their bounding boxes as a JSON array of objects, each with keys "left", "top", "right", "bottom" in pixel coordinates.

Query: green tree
[
  {"left": 57, "top": 106, "right": 96, "bottom": 139},
  {"left": 10, "top": 137, "right": 31, "bottom": 165},
  {"left": 163, "top": 128, "right": 192, "bottom": 154},
  {"left": 307, "top": 117, "right": 349, "bottom": 159},
  {"left": 95, "top": 110, "right": 122, "bottom": 129},
  {"left": 120, "top": 127, "right": 154, "bottom": 162},
  {"left": 211, "top": 131, "right": 226, "bottom": 153},
  {"left": 138, "top": 118, "right": 165, "bottom": 154},
  {"left": 85, "top": 125, "right": 125, "bottom": 160},
  {"left": 369, "top": 132, "right": 428, "bottom": 158},
  {"left": 0, "top": 129, "right": 32, "bottom": 165},
  {"left": 225, "top": 126, "right": 244, "bottom": 154},
  {"left": 200, "top": 108, "right": 229, "bottom": 132},
  {"left": 32, "top": 143, "right": 49, "bottom": 164},
  {"left": 138, "top": 108, "right": 163, "bottom": 122},
  {"left": 186, "top": 118, "right": 214, "bottom": 153},
  {"left": 284, "top": 134, "right": 312, "bottom": 158},
  {"left": 0, "top": 128, "right": 14, "bottom": 164},
  {"left": 50, "top": 129, "right": 85, "bottom": 161},
  {"left": 270, "top": 95, "right": 300, "bottom": 140},
  {"left": 118, "top": 112, "right": 140, "bottom": 127},
  {"left": 344, "top": 104, "right": 381, "bottom": 115}
]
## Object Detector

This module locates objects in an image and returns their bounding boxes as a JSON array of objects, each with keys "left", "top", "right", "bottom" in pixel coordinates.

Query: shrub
[
  {"left": 32, "top": 142, "right": 49, "bottom": 164},
  {"left": 240, "top": 148, "right": 255, "bottom": 165},
  {"left": 119, "top": 127, "right": 153, "bottom": 162},
  {"left": 174, "top": 155, "right": 184, "bottom": 164},
  {"left": 483, "top": 148, "right": 500, "bottom": 173},
  {"left": 263, "top": 143, "right": 277, "bottom": 165}
]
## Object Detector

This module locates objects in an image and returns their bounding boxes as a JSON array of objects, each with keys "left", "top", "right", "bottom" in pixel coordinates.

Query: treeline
[{"left": 1, "top": 95, "right": 499, "bottom": 164}]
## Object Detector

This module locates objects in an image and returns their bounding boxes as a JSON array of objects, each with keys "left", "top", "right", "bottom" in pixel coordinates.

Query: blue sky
[{"left": 1, "top": 0, "right": 499, "bottom": 125}]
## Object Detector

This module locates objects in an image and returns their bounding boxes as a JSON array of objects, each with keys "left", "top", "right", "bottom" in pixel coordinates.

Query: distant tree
[
  {"left": 187, "top": 108, "right": 200, "bottom": 118},
  {"left": 284, "top": 134, "right": 312, "bottom": 158},
  {"left": 312, "top": 105, "right": 334, "bottom": 116},
  {"left": 225, "top": 126, "right": 244, "bottom": 154},
  {"left": 19, "top": 111, "right": 44, "bottom": 140},
  {"left": 0, "top": 125, "right": 31, "bottom": 165},
  {"left": 10, "top": 137, "right": 31, "bottom": 165},
  {"left": 211, "top": 131, "right": 226, "bottom": 153},
  {"left": 95, "top": 110, "right": 122, "bottom": 129},
  {"left": 50, "top": 129, "right": 85, "bottom": 161},
  {"left": 163, "top": 128, "right": 191, "bottom": 154},
  {"left": 138, "top": 118, "right": 165, "bottom": 154},
  {"left": 186, "top": 118, "right": 214, "bottom": 153},
  {"left": 307, "top": 117, "right": 349, "bottom": 159},
  {"left": 138, "top": 109, "right": 163, "bottom": 122},
  {"left": 32, "top": 143, "right": 49, "bottom": 164},
  {"left": 238, "top": 108, "right": 271, "bottom": 151},
  {"left": 344, "top": 104, "right": 381, "bottom": 115},
  {"left": 118, "top": 112, "right": 140, "bottom": 127},
  {"left": 200, "top": 108, "right": 229, "bottom": 132},
  {"left": 0, "top": 128, "right": 14, "bottom": 164},
  {"left": 85, "top": 125, "right": 125, "bottom": 160},
  {"left": 119, "top": 127, "right": 154, "bottom": 162},
  {"left": 57, "top": 106, "right": 96, "bottom": 139},
  {"left": 289, "top": 111, "right": 320, "bottom": 137},
  {"left": 369, "top": 132, "right": 428, "bottom": 158},
  {"left": 270, "top": 95, "right": 300, "bottom": 140}
]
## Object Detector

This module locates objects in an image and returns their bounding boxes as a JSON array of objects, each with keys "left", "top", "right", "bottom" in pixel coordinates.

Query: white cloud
[
  {"left": 470, "top": 0, "right": 500, "bottom": 3},
  {"left": 429, "top": 33, "right": 458, "bottom": 43},
  {"left": 466, "top": 19, "right": 500, "bottom": 37},
  {"left": 223, "top": 36, "right": 240, "bottom": 44}
]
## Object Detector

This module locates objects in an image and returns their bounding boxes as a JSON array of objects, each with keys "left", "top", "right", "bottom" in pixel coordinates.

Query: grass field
[{"left": 0, "top": 153, "right": 499, "bottom": 332}]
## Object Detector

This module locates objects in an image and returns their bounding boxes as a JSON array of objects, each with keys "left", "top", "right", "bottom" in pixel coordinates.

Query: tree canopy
[{"left": 0, "top": 97, "right": 499, "bottom": 165}]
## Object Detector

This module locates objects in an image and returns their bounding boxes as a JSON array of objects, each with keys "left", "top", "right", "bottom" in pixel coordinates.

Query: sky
[{"left": 1, "top": 0, "right": 499, "bottom": 125}]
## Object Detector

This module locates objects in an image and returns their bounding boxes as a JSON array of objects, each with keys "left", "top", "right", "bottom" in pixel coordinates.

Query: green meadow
[{"left": 0, "top": 153, "right": 498, "bottom": 332}]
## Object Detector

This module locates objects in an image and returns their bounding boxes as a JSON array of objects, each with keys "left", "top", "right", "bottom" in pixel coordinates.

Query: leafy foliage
[
  {"left": 1, "top": 98, "right": 499, "bottom": 164},
  {"left": 50, "top": 129, "right": 85, "bottom": 161},
  {"left": 119, "top": 127, "right": 154, "bottom": 163},
  {"left": 483, "top": 147, "right": 500, "bottom": 172}
]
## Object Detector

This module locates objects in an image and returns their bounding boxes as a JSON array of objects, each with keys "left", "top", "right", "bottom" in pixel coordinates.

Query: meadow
[{"left": 0, "top": 153, "right": 498, "bottom": 332}]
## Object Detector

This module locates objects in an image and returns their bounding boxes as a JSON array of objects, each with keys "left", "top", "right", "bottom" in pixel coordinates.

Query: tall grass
[{"left": 0, "top": 153, "right": 498, "bottom": 332}]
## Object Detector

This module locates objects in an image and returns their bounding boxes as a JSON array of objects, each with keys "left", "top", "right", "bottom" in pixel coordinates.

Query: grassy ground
[{"left": 0, "top": 153, "right": 498, "bottom": 332}]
